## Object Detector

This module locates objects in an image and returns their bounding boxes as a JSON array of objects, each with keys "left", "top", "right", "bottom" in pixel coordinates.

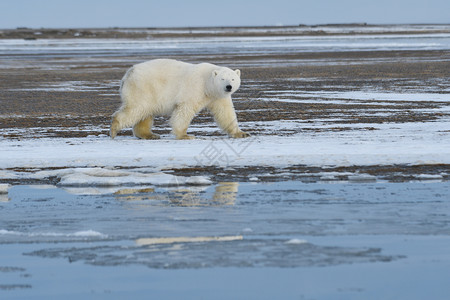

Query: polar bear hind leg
[
  {"left": 110, "top": 106, "right": 147, "bottom": 139},
  {"left": 133, "top": 116, "right": 160, "bottom": 140}
]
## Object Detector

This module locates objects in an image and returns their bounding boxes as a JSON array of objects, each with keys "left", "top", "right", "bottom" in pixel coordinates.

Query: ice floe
[
  {"left": 58, "top": 168, "right": 209, "bottom": 187},
  {"left": 135, "top": 235, "right": 243, "bottom": 246},
  {"left": 0, "top": 229, "right": 107, "bottom": 238},
  {"left": 55, "top": 168, "right": 211, "bottom": 187},
  {"left": 285, "top": 238, "right": 308, "bottom": 245},
  {"left": 0, "top": 184, "right": 10, "bottom": 202}
]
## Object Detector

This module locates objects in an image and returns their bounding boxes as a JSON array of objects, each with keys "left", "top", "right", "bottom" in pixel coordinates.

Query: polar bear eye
[{"left": 232, "top": 79, "right": 235, "bottom": 81}]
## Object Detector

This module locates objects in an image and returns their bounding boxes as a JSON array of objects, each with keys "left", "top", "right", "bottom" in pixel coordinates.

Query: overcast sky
[{"left": 0, "top": 0, "right": 449, "bottom": 29}]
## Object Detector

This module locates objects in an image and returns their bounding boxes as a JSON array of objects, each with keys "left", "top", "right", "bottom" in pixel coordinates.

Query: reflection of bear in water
[
  {"left": 169, "top": 182, "right": 239, "bottom": 206},
  {"left": 110, "top": 59, "right": 250, "bottom": 140},
  {"left": 113, "top": 182, "right": 239, "bottom": 207}
]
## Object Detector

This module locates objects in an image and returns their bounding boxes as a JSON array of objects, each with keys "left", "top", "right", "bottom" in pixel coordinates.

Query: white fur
[{"left": 110, "top": 59, "right": 249, "bottom": 140}]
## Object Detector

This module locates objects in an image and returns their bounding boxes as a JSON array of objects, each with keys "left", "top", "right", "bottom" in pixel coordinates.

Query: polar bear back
[{"left": 120, "top": 59, "right": 218, "bottom": 114}]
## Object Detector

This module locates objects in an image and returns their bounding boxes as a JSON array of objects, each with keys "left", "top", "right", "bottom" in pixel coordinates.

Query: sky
[{"left": 0, "top": 0, "right": 449, "bottom": 29}]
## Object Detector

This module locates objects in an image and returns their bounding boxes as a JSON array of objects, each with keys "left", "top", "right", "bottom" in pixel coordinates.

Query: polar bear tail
[
  {"left": 119, "top": 66, "right": 134, "bottom": 95},
  {"left": 111, "top": 67, "right": 140, "bottom": 139},
  {"left": 110, "top": 67, "right": 148, "bottom": 138}
]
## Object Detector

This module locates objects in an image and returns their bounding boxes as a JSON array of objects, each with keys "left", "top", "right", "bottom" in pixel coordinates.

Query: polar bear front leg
[
  {"left": 133, "top": 116, "right": 160, "bottom": 140},
  {"left": 207, "top": 97, "right": 250, "bottom": 138},
  {"left": 170, "top": 104, "right": 196, "bottom": 140},
  {"left": 110, "top": 106, "right": 140, "bottom": 139}
]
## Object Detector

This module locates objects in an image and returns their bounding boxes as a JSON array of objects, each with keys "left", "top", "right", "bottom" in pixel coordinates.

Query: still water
[{"left": 1, "top": 181, "right": 449, "bottom": 299}]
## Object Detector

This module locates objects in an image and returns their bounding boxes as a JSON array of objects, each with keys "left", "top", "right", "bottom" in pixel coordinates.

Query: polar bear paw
[
  {"left": 136, "top": 132, "right": 161, "bottom": 140},
  {"left": 176, "top": 134, "right": 196, "bottom": 140},
  {"left": 231, "top": 131, "right": 250, "bottom": 138}
]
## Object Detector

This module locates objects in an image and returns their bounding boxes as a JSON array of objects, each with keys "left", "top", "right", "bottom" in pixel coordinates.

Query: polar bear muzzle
[{"left": 225, "top": 85, "right": 232, "bottom": 92}]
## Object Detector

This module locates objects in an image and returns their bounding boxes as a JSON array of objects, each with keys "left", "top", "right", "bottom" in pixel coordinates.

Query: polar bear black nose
[{"left": 226, "top": 85, "right": 232, "bottom": 91}]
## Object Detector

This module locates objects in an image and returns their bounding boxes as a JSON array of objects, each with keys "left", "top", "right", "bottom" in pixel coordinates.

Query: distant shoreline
[{"left": 1, "top": 24, "right": 449, "bottom": 40}]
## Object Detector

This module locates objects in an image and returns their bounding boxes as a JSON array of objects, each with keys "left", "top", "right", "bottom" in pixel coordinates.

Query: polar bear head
[{"left": 212, "top": 67, "right": 241, "bottom": 97}]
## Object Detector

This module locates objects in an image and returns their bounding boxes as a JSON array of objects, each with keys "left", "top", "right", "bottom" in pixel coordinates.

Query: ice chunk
[
  {"left": 0, "top": 229, "right": 106, "bottom": 238},
  {"left": 415, "top": 174, "right": 444, "bottom": 180},
  {"left": 71, "top": 230, "right": 107, "bottom": 238},
  {"left": 136, "top": 235, "right": 243, "bottom": 246},
  {"left": 285, "top": 238, "right": 308, "bottom": 245},
  {"left": 50, "top": 167, "right": 211, "bottom": 187},
  {"left": 348, "top": 174, "right": 377, "bottom": 182},
  {"left": 185, "top": 176, "right": 214, "bottom": 185},
  {"left": 0, "top": 183, "right": 11, "bottom": 194}
]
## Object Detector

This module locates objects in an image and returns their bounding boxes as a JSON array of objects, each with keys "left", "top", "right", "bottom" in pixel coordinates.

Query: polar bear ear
[
  {"left": 235, "top": 69, "right": 241, "bottom": 77},
  {"left": 213, "top": 70, "right": 219, "bottom": 77}
]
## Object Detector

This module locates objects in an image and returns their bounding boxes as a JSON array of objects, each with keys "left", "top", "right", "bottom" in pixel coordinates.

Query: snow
[
  {"left": 2, "top": 119, "right": 449, "bottom": 169},
  {"left": 1, "top": 114, "right": 449, "bottom": 187},
  {"left": 1, "top": 87, "right": 449, "bottom": 187}
]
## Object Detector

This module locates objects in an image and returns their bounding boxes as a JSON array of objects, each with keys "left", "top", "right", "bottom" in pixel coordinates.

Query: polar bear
[{"left": 110, "top": 59, "right": 249, "bottom": 140}]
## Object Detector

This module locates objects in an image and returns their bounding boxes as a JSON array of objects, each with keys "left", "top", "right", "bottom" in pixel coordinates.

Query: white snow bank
[
  {"left": 59, "top": 169, "right": 211, "bottom": 187},
  {"left": 1, "top": 123, "right": 449, "bottom": 169},
  {"left": 0, "top": 119, "right": 449, "bottom": 182},
  {"left": 51, "top": 168, "right": 211, "bottom": 187},
  {"left": 0, "top": 167, "right": 211, "bottom": 187}
]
